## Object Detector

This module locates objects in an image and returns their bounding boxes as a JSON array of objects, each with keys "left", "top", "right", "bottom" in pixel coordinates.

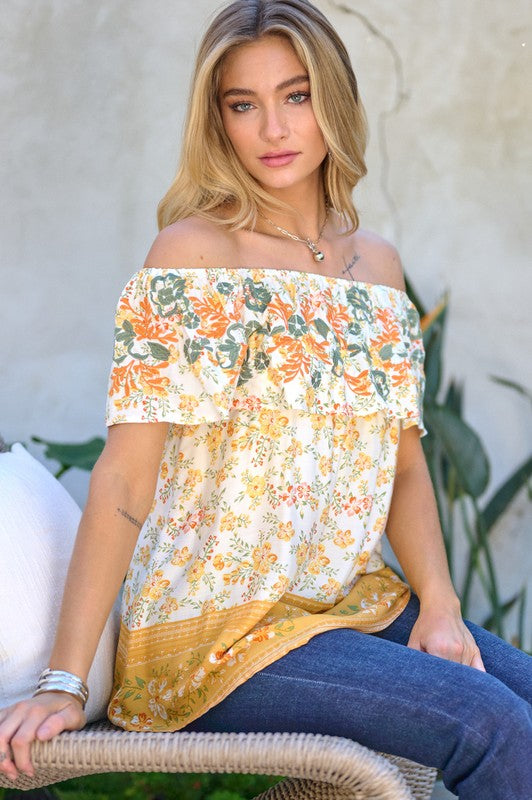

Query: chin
[{"left": 253, "top": 167, "right": 323, "bottom": 193}]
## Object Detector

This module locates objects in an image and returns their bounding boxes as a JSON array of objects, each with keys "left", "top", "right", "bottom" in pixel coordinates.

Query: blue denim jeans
[{"left": 182, "top": 596, "right": 532, "bottom": 799}]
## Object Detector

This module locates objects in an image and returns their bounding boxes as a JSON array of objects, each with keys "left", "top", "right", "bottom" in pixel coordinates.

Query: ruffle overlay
[{"left": 106, "top": 267, "right": 425, "bottom": 432}]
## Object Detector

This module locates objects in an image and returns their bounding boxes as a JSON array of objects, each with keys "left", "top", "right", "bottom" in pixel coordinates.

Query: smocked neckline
[{"left": 140, "top": 265, "right": 411, "bottom": 299}]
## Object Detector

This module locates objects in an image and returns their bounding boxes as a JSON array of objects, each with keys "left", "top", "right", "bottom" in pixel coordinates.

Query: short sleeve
[
  {"left": 105, "top": 269, "right": 248, "bottom": 426},
  {"left": 397, "top": 297, "right": 426, "bottom": 436}
]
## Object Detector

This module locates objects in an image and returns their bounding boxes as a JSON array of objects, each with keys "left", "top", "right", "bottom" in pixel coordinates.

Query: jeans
[{"left": 182, "top": 596, "right": 532, "bottom": 799}]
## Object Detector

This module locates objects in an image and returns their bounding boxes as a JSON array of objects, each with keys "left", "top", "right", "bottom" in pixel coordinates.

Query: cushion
[{"left": 0, "top": 443, "right": 120, "bottom": 722}]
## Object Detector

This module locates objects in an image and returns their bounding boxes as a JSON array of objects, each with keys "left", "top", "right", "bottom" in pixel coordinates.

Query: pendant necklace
[{"left": 261, "top": 206, "right": 329, "bottom": 262}]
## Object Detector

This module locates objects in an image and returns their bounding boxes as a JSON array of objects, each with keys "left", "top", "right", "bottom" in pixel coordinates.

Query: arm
[
  {"left": 386, "top": 425, "right": 485, "bottom": 670},
  {"left": 0, "top": 421, "right": 168, "bottom": 781}
]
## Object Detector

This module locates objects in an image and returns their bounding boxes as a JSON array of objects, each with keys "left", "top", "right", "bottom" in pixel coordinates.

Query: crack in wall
[{"left": 327, "top": 1, "right": 408, "bottom": 245}]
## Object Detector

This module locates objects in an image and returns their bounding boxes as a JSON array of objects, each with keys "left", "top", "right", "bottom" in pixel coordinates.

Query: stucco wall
[{"left": 1, "top": 0, "right": 530, "bottom": 642}]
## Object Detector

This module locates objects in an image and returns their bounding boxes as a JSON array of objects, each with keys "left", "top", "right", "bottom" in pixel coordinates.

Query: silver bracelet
[{"left": 33, "top": 668, "right": 89, "bottom": 709}]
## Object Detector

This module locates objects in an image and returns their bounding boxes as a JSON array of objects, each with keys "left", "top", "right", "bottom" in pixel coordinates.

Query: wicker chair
[{"left": 0, "top": 720, "right": 437, "bottom": 799}]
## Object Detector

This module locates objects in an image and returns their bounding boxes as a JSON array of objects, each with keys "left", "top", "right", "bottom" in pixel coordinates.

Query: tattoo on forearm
[
  {"left": 117, "top": 508, "right": 142, "bottom": 529},
  {"left": 342, "top": 252, "right": 361, "bottom": 281}
]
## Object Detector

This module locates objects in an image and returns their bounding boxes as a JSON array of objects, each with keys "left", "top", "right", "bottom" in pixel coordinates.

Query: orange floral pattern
[{"left": 105, "top": 267, "right": 425, "bottom": 732}]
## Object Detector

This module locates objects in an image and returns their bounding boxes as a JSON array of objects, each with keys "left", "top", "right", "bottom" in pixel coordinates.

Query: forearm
[
  {"left": 48, "top": 435, "right": 161, "bottom": 680},
  {"left": 386, "top": 430, "right": 459, "bottom": 609}
]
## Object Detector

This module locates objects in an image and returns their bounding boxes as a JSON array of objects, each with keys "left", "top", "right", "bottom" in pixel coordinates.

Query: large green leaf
[
  {"left": 421, "top": 299, "right": 448, "bottom": 404},
  {"left": 490, "top": 375, "right": 532, "bottom": 406},
  {"left": 444, "top": 379, "right": 463, "bottom": 417},
  {"left": 404, "top": 274, "right": 426, "bottom": 317},
  {"left": 424, "top": 405, "right": 490, "bottom": 498},
  {"left": 32, "top": 436, "right": 105, "bottom": 473},
  {"left": 481, "top": 455, "right": 532, "bottom": 532},
  {"left": 481, "top": 588, "right": 524, "bottom": 632}
]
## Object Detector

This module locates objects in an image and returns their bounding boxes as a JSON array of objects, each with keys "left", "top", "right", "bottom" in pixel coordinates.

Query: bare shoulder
[
  {"left": 143, "top": 216, "right": 237, "bottom": 269},
  {"left": 352, "top": 228, "right": 406, "bottom": 291}
]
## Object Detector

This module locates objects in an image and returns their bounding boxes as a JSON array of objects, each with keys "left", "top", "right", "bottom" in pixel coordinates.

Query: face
[{"left": 218, "top": 36, "right": 328, "bottom": 196}]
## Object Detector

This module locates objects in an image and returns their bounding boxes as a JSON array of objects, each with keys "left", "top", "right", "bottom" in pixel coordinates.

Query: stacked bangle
[{"left": 33, "top": 668, "right": 89, "bottom": 709}]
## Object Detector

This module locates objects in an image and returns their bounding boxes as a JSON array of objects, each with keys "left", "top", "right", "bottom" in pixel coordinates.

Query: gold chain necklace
[{"left": 261, "top": 206, "right": 329, "bottom": 262}]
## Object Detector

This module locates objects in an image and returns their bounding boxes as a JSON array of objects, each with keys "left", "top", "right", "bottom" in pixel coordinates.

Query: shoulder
[
  {"left": 351, "top": 228, "right": 406, "bottom": 292},
  {"left": 143, "top": 216, "right": 238, "bottom": 270}
]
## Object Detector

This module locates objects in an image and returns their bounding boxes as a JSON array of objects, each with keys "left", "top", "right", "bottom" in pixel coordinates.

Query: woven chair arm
[{"left": 0, "top": 720, "right": 436, "bottom": 799}]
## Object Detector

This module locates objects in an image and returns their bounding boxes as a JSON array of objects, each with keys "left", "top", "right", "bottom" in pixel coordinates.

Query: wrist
[
  {"left": 33, "top": 668, "right": 89, "bottom": 709},
  {"left": 417, "top": 583, "right": 461, "bottom": 612}
]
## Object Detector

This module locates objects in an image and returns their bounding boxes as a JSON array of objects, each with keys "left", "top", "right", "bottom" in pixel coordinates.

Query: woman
[{"left": 0, "top": 1, "right": 530, "bottom": 796}]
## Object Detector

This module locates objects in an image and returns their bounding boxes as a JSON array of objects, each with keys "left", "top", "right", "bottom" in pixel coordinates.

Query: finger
[
  {"left": 406, "top": 632, "right": 423, "bottom": 651},
  {"left": 36, "top": 703, "right": 85, "bottom": 741},
  {"left": 11, "top": 698, "right": 84, "bottom": 776},
  {"left": 469, "top": 649, "right": 486, "bottom": 672},
  {"left": 0, "top": 743, "right": 16, "bottom": 782},
  {"left": 0, "top": 705, "right": 30, "bottom": 780},
  {"left": 9, "top": 706, "right": 53, "bottom": 778}
]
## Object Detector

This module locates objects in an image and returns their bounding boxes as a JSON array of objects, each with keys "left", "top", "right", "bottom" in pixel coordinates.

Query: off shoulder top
[{"left": 105, "top": 266, "right": 426, "bottom": 732}]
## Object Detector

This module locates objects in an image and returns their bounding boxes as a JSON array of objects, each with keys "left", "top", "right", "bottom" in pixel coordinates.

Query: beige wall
[{"left": 2, "top": 1, "right": 530, "bottom": 641}]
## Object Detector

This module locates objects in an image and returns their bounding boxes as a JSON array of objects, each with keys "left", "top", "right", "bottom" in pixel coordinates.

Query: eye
[
  {"left": 287, "top": 91, "right": 310, "bottom": 104},
  {"left": 229, "top": 101, "right": 255, "bottom": 113}
]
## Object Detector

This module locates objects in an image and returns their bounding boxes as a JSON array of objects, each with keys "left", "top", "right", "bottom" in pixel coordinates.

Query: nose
[{"left": 260, "top": 103, "right": 289, "bottom": 143}]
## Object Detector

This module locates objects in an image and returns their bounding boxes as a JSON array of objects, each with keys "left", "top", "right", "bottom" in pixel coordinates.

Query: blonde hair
[{"left": 157, "top": 0, "right": 368, "bottom": 233}]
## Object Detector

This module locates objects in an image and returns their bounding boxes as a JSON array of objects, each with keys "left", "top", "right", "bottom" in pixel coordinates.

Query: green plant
[
  {"left": 31, "top": 436, "right": 105, "bottom": 479},
  {"left": 0, "top": 770, "right": 283, "bottom": 800},
  {"left": 406, "top": 278, "right": 532, "bottom": 646}
]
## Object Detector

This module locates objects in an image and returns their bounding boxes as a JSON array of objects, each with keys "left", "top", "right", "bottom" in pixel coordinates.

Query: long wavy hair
[{"left": 157, "top": 0, "right": 368, "bottom": 233}]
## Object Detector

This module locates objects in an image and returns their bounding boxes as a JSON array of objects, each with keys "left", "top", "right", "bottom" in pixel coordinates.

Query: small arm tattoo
[
  {"left": 341, "top": 252, "right": 361, "bottom": 281},
  {"left": 117, "top": 507, "right": 142, "bottom": 529}
]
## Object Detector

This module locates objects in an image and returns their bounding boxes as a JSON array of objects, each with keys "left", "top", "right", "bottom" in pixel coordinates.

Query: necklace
[{"left": 261, "top": 206, "right": 329, "bottom": 262}]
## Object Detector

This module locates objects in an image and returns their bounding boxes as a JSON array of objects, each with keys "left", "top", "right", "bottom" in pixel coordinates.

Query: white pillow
[{"left": 0, "top": 443, "right": 120, "bottom": 722}]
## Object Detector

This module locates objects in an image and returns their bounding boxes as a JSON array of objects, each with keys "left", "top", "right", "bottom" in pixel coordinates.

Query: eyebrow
[{"left": 222, "top": 74, "right": 309, "bottom": 98}]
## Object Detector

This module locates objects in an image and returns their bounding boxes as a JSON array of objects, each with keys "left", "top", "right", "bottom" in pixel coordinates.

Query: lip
[{"left": 259, "top": 151, "right": 299, "bottom": 167}]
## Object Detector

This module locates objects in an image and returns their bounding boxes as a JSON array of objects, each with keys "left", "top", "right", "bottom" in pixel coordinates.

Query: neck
[{"left": 257, "top": 177, "right": 327, "bottom": 241}]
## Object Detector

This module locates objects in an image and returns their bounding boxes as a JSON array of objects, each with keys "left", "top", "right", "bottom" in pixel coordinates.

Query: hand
[
  {"left": 407, "top": 604, "right": 486, "bottom": 671},
  {"left": 0, "top": 692, "right": 86, "bottom": 782}
]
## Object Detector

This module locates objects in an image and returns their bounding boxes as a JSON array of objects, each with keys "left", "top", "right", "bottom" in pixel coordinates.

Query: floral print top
[{"left": 105, "top": 266, "right": 425, "bottom": 732}]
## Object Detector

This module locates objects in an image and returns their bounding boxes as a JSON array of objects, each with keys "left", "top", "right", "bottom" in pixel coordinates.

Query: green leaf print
[
  {"left": 147, "top": 341, "right": 171, "bottom": 361},
  {"left": 371, "top": 370, "right": 390, "bottom": 400},
  {"left": 347, "top": 321, "right": 363, "bottom": 337},
  {"left": 287, "top": 313, "right": 308, "bottom": 337},
  {"left": 346, "top": 286, "right": 373, "bottom": 322},
  {"left": 311, "top": 370, "right": 322, "bottom": 388},
  {"left": 216, "top": 339, "right": 243, "bottom": 369},
  {"left": 347, "top": 340, "right": 363, "bottom": 355},
  {"left": 331, "top": 348, "right": 344, "bottom": 377},
  {"left": 242, "top": 278, "right": 272, "bottom": 312},
  {"left": 216, "top": 280, "right": 235, "bottom": 295},
  {"left": 246, "top": 319, "right": 268, "bottom": 337},
  {"left": 182, "top": 306, "right": 200, "bottom": 328},
  {"left": 270, "top": 324, "right": 285, "bottom": 336},
  {"left": 255, "top": 351, "right": 270, "bottom": 370},
  {"left": 406, "top": 306, "right": 421, "bottom": 331},
  {"left": 313, "top": 317, "right": 330, "bottom": 340},
  {"left": 115, "top": 318, "right": 135, "bottom": 343},
  {"left": 379, "top": 343, "right": 394, "bottom": 361},
  {"left": 237, "top": 349, "right": 254, "bottom": 386},
  {"left": 184, "top": 336, "right": 211, "bottom": 364},
  {"left": 149, "top": 273, "right": 187, "bottom": 317},
  {"left": 135, "top": 676, "right": 146, "bottom": 688}
]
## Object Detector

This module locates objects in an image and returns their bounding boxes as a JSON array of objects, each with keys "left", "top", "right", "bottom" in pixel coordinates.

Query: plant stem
[{"left": 458, "top": 496, "right": 491, "bottom": 617}]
